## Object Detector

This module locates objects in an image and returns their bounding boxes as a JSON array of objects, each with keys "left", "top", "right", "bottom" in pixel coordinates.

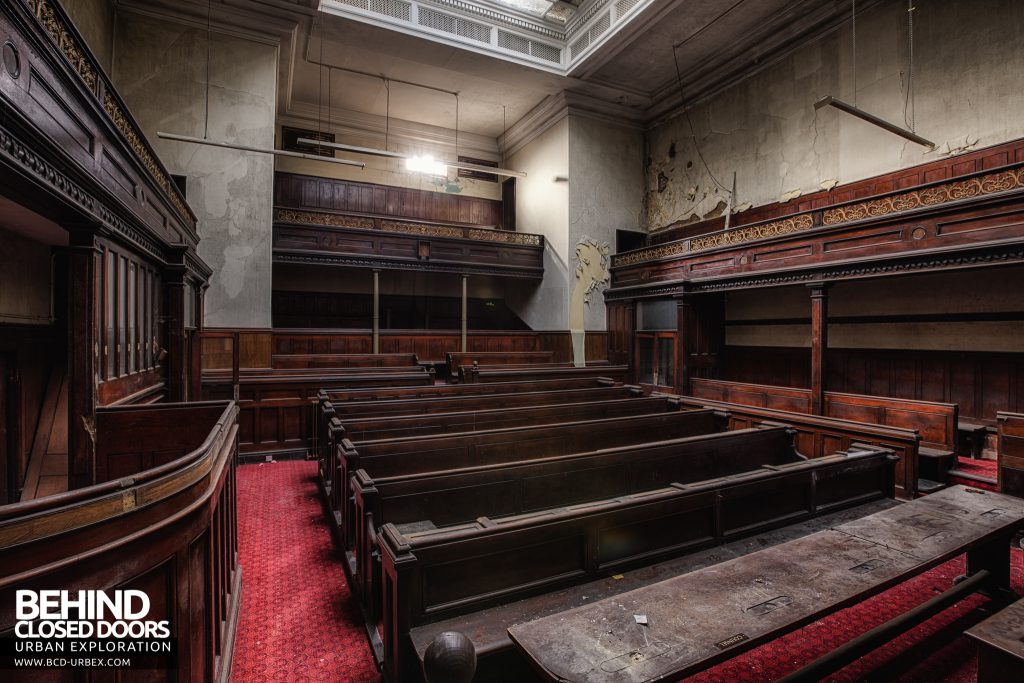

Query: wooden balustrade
[{"left": 0, "top": 401, "right": 239, "bottom": 682}]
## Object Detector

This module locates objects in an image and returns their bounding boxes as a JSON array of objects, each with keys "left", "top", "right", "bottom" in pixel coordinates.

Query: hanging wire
[
  {"left": 384, "top": 79, "right": 391, "bottom": 151},
  {"left": 204, "top": 0, "right": 212, "bottom": 139},
  {"left": 501, "top": 104, "right": 507, "bottom": 168},
  {"left": 671, "top": 46, "right": 731, "bottom": 194},
  {"left": 904, "top": 1, "right": 916, "bottom": 131},
  {"left": 316, "top": 17, "right": 324, "bottom": 154},
  {"left": 454, "top": 93, "right": 460, "bottom": 163},
  {"left": 852, "top": 0, "right": 857, "bottom": 107}
]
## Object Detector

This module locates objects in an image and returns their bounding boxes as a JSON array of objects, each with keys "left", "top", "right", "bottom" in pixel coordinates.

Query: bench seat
[{"left": 967, "top": 596, "right": 1024, "bottom": 683}]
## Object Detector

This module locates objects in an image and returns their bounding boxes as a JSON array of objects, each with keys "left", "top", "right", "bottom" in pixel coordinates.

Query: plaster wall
[
  {"left": 112, "top": 13, "right": 277, "bottom": 328},
  {"left": 645, "top": 0, "right": 1024, "bottom": 230},
  {"left": 61, "top": 0, "right": 115, "bottom": 74},
  {"left": 505, "top": 116, "right": 570, "bottom": 329},
  {"left": 568, "top": 116, "right": 644, "bottom": 330},
  {"left": 0, "top": 228, "right": 51, "bottom": 325}
]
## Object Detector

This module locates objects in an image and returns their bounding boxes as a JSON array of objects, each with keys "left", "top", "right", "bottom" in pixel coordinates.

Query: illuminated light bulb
[{"left": 405, "top": 155, "right": 448, "bottom": 176}]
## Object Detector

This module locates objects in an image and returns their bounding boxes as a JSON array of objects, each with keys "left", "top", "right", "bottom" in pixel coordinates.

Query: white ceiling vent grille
[
  {"left": 569, "top": 33, "right": 590, "bottom": 60},
  {"left": 614, "top": 0, "right": 641, "bottom": 17},
  {"left": 497, "top": 30, "right": 530, "bottom": 55},
  {"left": 369, "top": 0, "right": 411, "bottom": 21},
  {"left": 530, "top": 41, "right": 560, "bottom": 63},
  {"left": 419, "top": 7, "right": 492, "bottom": 44},
  {"left": 336, "top": 0, "right": 369, "bottom": 9},
  {"left": 569, "top": 11, "right": 611, "bottom": 60}
]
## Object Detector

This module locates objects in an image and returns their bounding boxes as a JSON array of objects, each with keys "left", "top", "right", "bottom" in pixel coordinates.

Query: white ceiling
[{"left": 127, "top": 0, "right": 874, "bottom": 141}]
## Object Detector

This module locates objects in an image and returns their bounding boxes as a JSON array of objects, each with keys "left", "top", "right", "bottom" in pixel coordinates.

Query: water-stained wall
[
  {"left": 113, "top": 12, "right": 276, "bottom": 327},
  {"left": 645, "top": 0, "right": 1024, "bottom": 231}
]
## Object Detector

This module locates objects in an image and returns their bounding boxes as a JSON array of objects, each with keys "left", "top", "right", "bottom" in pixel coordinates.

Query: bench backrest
[
  {"left": 272, "top": 353, "right": 419, "bottom": 369},
  {"left": 446, "top": 351, "right": 553, "bottom": 371},
  {"left": 998, "top": 411, "right": 1024, "bottom": 497},
  {"left": 672, "top": 394, "right": 921, "bottom": 499},
  {"left": 463, "top": 365, "right": 628, "bottom": 384},
  {"left": 690, "top": 378, "right": 956, "bottom": 452},
  {"left": 339, "top": 395, "right": 670, "bottom": 441},
  {"left": 319, "top": 376, "right": 619, "bottom": 404}
]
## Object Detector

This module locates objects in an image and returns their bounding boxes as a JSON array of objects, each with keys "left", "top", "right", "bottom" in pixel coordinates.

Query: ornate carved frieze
[
  {"left": 275, "top": 208, "right": 543, "bottom": 246},
  {"left": 276, "top": 209, "right": 375, "bottom": 229},
  {"left": 22, "top": 0, "right": 195, "bottom": 230},
  {"left": 613, "top": 166, "right": 1024, "bottom": 269},
  {"left": 690, "top": 213, "right": 815, "bottom": 252},
  {"left": 26, "top": 0, "right": 96, "bottom": 92},
  {"left": 822, "top": 168, "right": 1024, "bottom": 225},
  {"left": 614, "top": 241, "right": 688, "bottom": 266}
]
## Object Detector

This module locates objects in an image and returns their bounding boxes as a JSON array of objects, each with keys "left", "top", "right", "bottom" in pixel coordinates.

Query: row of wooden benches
[{"left": 309, "top": 376, "right": 903, "bottom": 681}]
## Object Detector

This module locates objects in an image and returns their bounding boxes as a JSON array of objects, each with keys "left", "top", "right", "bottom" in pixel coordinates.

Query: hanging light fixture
[{"left": 814, "top": 1, "right": 934, "bottom": 149}]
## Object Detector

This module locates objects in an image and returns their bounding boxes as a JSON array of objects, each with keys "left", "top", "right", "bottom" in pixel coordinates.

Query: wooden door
[{"left": 635, "top": 332, "right": 675, "bottom": 393}]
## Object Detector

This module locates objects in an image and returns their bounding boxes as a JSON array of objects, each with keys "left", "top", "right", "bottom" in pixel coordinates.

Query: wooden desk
[
  {"left": 509, "top": 486, "right": 1024, "bottom": 683},
  {"left": 967, "top": 597, "right": 1024, "bottom": 683}
]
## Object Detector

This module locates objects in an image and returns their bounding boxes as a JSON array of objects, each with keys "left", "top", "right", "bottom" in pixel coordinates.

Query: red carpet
[
  {"left": 949, "top": 457, "right": 999, "bottom": 491},
  {"left": 232, "top": 460, "right": 1021, "bottom": 682},
  {"left": 233, "top": 460, "right": 380, "bottom": 682}
]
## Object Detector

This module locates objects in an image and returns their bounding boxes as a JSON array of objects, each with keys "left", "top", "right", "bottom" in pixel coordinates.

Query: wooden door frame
[{"left": 634, "top": 331, "right": 676, "bottom": 393}]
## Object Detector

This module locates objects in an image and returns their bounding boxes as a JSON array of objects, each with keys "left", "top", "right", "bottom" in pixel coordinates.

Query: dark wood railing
[{"left": 0, "top": 401, "right": 239, "bottom": 682}]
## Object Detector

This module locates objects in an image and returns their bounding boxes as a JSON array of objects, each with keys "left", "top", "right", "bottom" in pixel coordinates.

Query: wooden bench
[
  {"left": 353, "top": 427, "right": 805, "bottom": 618},
  {"left": 457, "top": 361, "right": 610, "bottom": 384},
  {"left": 337, "top": 395, "right": 671, "bottom": 442},
  {"left": 508, "top": 485, "right": 1024, "bottom": 683},
  {"left": 381, "top": 445, "right": 897, "bottom": 681},
  {"left": 319, "top": 376, "right": 621, "bottom": 404},
  {"left": 334, "top": 410, "right": 723, "bottom": 549},
  {"left": 690, "top": 379, "right": 958, "bottom": 493},
  {"left": 272, "top": 352, "right": 420, "bottom": 369},
  {"left": 671, "top": 394, "right": 922, "bottom": 500},
  {"left": 966, "top": 596, "right": 1024, "bottom": 683},
  {"left": 998, "top": 411, "right": 1024, "bottom": 497},
  {"left": 446, "top": 351, "right": 554, "bottom": 375},
  {"left": 314, "top": 385, "right": 641, "bottom": 492},
  {"left": 201, "top": 370, "right": 435, "bottom": 460},
  {"left": 463, "top": 365, "right": 629, "bottom": 384},
  {"left": 958, "top": 419, "right": 991, "bottom": 460}
]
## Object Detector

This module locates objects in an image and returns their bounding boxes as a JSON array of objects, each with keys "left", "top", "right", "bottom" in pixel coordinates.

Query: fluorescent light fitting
[
  {"left": 296, "top": 138, "right": 406, "bottom": 159},
  {"left": 405, "top": 155, "right": 448, "bottom": 176},
  {"left": 299, "top": 138, "right": 527, "bottom": 178},
  {"left": 156, "top": 132, "right": 366, "bottom": 168},
  {"left": 814, "top": 97, "right": 935, "bottom": 149}
]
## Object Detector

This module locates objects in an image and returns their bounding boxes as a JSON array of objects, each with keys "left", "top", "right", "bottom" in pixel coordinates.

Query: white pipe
[
  {"left": 297, "top": 137, "right": 527, "bottom": 178},
  {"left": 156, "top": 132, "right": 366, "bottom": 168}
]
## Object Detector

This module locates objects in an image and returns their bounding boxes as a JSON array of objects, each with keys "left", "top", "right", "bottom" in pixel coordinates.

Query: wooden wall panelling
[
  {"left": 275, "top": 172, "right": 502, "bottom": 227},
  {"left": 721, "top": 346, "right": 1023, "bottom": 423}
]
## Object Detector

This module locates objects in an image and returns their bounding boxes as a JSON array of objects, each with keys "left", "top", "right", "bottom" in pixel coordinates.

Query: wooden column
[
  {"left": 164, "top": 249, "right": 189, "bottom": 403},
  {"left": 461, "top": 274, "right": 468, "bottom": 352},
  {"left": 372, "top": 269, "right": 380, "bottom": 354},
  {"left": 675, "top": 293, "right": 692, "bottom": 395},
  {"left": 67, "top": 231, "right": 98, "bottom": 489},
  {"left": 809, "top": 282, "right": 830, "bottom": 415}
]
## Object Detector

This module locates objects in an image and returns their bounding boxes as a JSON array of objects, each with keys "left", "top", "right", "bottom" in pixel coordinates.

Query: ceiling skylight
[{"left": 485, "top": 0, "right": 582, "bottom": 25}]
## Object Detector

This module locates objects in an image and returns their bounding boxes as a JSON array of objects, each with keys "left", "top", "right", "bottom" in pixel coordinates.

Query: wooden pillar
[
  {"left": 372, "top": 269, "right": 380, "bottom": 354},
  {"left": 164, "top": 249, "right": 189, "bottom": 403},
  {"left": 809, "top": 282, "right": 830, "bottom": 415},
  {"left": 67, "top": 231, "right": 98, "bottom": 489},
  {"left": 461, "top": 274, "right": 468, "bottom": 352},
  {"left": 675, "top": 293, "right": 692, "bottom": 395}
]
